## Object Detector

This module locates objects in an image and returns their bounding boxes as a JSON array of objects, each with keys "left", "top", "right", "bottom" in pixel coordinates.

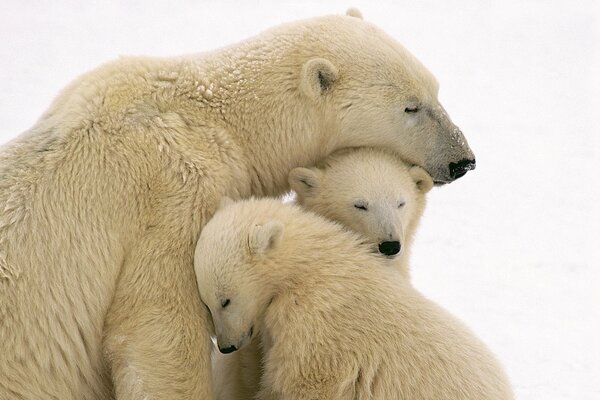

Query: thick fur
[
  {"left": 0, "top": 12, "right": 473, "bottom": 399},
  {"left": 196, "top": 199, "right": 513, "bottom": 400},
  {"left": 213, "top": 148, "right": 433, "bottom": 399}
]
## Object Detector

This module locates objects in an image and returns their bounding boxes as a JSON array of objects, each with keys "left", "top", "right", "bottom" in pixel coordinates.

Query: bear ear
[
  {"left": 346, "top": 8, "right": 363, "bottom": 19},
  {"left": 288, "top": 167, "right": 322, "bottom": 199},
  {"left": 409, "top": 166, "right": 434, "bottom": 194},
  {"left": 249, "top": 221, "right": 284, "bottom": 255},
  {"left": 217, "top": 196, "right": 235, "bottom": 211},
  {"left": 300, "top": 58, "right": 338, "bottom": 100}
]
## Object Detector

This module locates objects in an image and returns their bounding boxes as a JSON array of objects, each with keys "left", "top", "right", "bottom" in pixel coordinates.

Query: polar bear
[
  {"left": 196, "top": 198, "right": 512, "bottom": 400},
  {"left": 289, "top": 147, "right": 433, "bottom": 277},
  {"left": 212, "top": 148, "right": 432, "bottom": 399},
  {"left": 0, "top": 10, "right": 475, "bottom": 399}
]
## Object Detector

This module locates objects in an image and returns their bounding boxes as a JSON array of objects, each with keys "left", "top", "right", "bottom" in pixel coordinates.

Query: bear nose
[
  {"left": 219, "top": 345, "right": 238, "bottom": 354},
  {"left": 379, "top": 241, "right": 401, "bottom": 256},
  {"left": 448, "top": 159, "right": 476, "bottom": 180}
]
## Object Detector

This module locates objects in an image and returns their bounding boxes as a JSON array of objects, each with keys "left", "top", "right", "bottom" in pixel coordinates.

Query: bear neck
[
  {"left": 261, "top": 209, "right": 380, "bottom": 292},
  {"left": 185, "top": 39, "right": 339, "bottom": 197},
  {"left": 258, "top": 213, "right": 405, "bottom": 337}
]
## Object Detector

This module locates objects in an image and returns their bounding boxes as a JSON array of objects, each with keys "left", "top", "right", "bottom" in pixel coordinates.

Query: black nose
[
  {"left": 379, "top": 241, "right": 401, "bottom": 256},
  {"left": 219, "top": 345, "right": 238, "bottom": 354},
  {"left": 449, "top": 159, "right": 476, "bottom": 180}
]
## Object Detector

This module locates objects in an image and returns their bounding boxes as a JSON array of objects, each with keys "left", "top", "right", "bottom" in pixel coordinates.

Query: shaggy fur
[
  {"left": 196, "top": 198, "right": 513, "bottom": 400},
  {"left": 213, "top": 148, "right": 433, "bottom": 399},
  {"left": 0, "top": 10, "right": 473, "bottom": 399}
]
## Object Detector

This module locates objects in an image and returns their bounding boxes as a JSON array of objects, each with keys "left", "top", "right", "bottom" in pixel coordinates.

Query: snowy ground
[{"left": 1, "top": 1, "right": 598, "bottom": 398}]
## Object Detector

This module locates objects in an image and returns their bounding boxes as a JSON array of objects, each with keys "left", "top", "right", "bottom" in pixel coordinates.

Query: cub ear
[
  {"left": 249, "top": 221, "right": 284, "bottom": 255},
  {"left": 288, "top": 167, "right": 322, "bottom": 199},
  {"left": 409, "top": 166, "right": 434, "bottom": 194},
  {"left": 217, "top": 196, "right": 235, "bottom": 211},
  {"left": 346, "top": 8, "right": 363, "bottom": 19},
  {"left": 300, "top": 58, "right": 338, "bottom": 99}
]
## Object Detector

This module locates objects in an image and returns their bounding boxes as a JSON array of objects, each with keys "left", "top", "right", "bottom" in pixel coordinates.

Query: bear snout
[
  {"left": 448, "top": 159, "right": 476, "bottom": 180},
  {"left": 378, "top": 241, "right": 401, "bottom": 257}
]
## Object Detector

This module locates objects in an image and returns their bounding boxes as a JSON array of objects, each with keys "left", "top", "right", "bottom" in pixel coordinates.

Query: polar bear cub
[
  {"left": 212, "top": 149, "right": 433, "bottom": 399},
  {"left": 289, "top": 147, "right": 433, "bottom": 278},
  {"left": 195, "top": 198, "right": 513, "bottom": 400}
]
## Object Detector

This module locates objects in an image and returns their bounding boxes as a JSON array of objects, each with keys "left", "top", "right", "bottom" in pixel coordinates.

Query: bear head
[
  {"left": 289, "top": 148, "right": 433, "bottom": 258},
  {"left": 194, "top": 198, "right": 284, "bottom": 354},
  {"left": 292, "top": 10, "right": 475, "bottom": 184}
]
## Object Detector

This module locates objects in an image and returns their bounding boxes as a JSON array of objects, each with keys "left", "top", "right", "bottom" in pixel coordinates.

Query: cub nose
[
  {"left": 219, "top": 345, "right": 238, "bottom": 354},
  {"left": 448, "top": 159, "right": 476, "bottom": 180},
  {"left": 378, "top": 241, "right": 401, "bottom": 256}
]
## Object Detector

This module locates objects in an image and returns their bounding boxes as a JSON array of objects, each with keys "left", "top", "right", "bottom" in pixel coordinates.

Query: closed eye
[
  {"left": 398, "top": 202, "right": 406, "bottom": 208},
  {"left": 405, "top": 105, "right": 420, "bottom": 113},
  {"left": 354, "top": 204, "right": 368, "bottom": 211}
]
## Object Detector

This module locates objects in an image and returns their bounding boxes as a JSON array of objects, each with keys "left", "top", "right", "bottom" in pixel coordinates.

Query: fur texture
[
  {"left": 196, "top": 199, "right": 513, "bottom": 400},
  {"left": 213, "top": 148, "right": 433, "bottom": 399},
  {"left": 1, "top": 11, "right": 473, "bottom": 399},
  {"left": 290, "top": 147, "right": 433, "bottom": 278}
]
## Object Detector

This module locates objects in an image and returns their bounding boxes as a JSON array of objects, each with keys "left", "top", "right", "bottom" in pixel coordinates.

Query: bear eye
[
  {"left": 398, "top": 201, "right": 406, "bottom": 208},
  {"left": 221, "top": 299, "right": 231, "bottom": 308},
  {"left": 354, "top": 202, "right": 368, "bottom": 211},
  {"left": 404, "top": 105, "right": 420, "bottom": 114}
]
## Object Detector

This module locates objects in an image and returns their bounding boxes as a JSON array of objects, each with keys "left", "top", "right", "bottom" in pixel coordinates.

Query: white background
[{"left": 1, "top": 1, "right": 598, "bottom": 398}]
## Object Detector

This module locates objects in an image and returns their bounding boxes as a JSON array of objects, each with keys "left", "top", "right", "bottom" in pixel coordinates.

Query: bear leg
[{"left": 103, "top": 233, "right": 213, "bottom": 399}]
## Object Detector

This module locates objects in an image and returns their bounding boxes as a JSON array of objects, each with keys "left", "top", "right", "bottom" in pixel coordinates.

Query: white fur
[
  {"left": 213, "top": 148, "right": 432, "bottom": 398},
  {"left": 196, "top": 199, "right": 513, "bottom": 400},
  {"left": 1, "top": 12, "right": 472, "bottom": 399},
  {"left": 290, "top": 148, "right": 433, "bottom": 277}
]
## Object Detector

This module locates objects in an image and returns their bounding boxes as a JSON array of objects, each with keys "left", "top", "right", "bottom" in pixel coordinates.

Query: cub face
[
  {"left": 289, "top": 149, "right": 432, "bottom": 258},
  {"left": 194, "top": 199, "right": 284, "bottom": 354}
]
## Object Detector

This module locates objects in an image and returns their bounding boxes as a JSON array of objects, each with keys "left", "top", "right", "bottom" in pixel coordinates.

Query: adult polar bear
[{"left": 0, "top": 9, "right": 474, "bottom": 400}]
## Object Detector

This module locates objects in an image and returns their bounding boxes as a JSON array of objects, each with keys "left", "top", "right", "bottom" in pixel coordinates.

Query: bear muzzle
[{"left": 217, "top": 325, "right": 254, "bottom": 354}]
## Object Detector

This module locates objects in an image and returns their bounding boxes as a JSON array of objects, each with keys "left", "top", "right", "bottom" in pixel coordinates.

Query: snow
[{"left": 1, "top": 1, "right": 598, "bottom": 398}]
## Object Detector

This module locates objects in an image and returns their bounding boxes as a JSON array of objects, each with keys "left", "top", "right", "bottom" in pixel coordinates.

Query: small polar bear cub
[
  {"left": 289, "top": 147, "right": 433, "bottom": 277},
  {"left": 212, "top": 149, "right": 433, "bottom": 400},
  {"left": 195, "top": 198, "right": 513, "bottom": 400}
]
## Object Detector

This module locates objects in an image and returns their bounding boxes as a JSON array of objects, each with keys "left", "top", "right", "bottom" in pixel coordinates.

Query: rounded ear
[
  {"left": 300, "top": 58, "right": 338, "bottom": 99},
  {"left": 217, "top": 196, "right": 235, "bottom": 211},
  {"left": 288, "top": 167, "right": 322, "bottom": 199},
  {"left": 409, "top": 166, "right": 434, "bottom": 194},
  {"left": 249, "top": 221, "right": 284, "bottom": 255},
  {"left": 346, "top": 8, "right": 363, "bottom": 19}
]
